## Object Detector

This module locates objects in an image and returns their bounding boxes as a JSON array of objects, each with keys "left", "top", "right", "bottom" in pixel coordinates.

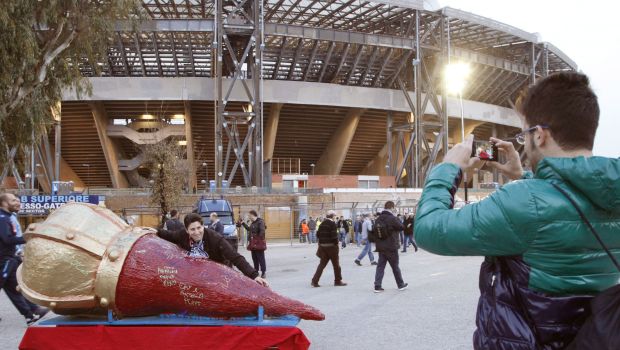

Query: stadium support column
[
  {"left": 414, "top": 10, "right": 422, "bottom": 188},
  {"left": 214, "top": 0, "right": 264, "bottom": 188},
  {"left": 407, "top": 10, "right": 448, "bottom": 187},
  {"left": 183, "top": 101, "right": 197, "bottom": 190},
  {"left": 315, "top": 108, "right": 364, "bottom": 175},
  {"left": 530, "top": 42, "right": 549, "bottom": 83},
  {"left": 386, "top": 111, "right": 393, "bottom": 175},
  {"left": 90, "top": 102, "right": 129, "bottom": 189},
  {"left": 263, "top": 103, "right": 282, "bottom": 163}
]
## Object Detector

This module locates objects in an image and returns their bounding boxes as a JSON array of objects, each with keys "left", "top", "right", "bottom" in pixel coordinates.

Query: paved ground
[{"left": 1, "top": 243, "right": 483, "bottom": 349}]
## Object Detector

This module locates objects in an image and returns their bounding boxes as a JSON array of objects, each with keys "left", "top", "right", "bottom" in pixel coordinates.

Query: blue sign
[{"left": 19, "top": 195, "right": 103, "bottom": 216}]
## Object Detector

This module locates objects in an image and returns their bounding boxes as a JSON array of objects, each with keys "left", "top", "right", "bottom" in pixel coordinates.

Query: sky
[{"left": 441, "top": 0, "right": 620, "bottom": 157}]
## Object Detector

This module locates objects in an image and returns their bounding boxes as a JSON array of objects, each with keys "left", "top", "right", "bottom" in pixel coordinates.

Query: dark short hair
[
  {"left": 183, "top": 213, "right": 203, "bottom": 228},
  {"left": 384, "top": 201, "right": 395, "bottom": 209},
  {"left": 517, "top": 72, "right": 599, "bottom": 150},
  {"left": 170, "top": 209, "right": 178, "bottom": 217},
  {"left": 249, "top": 210, "right": 258, "bottom": 217}
]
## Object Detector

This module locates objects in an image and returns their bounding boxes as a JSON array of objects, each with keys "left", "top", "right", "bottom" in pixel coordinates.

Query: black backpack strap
[{"left": 551, "top": 183, "right": 620, "bottom": 273}]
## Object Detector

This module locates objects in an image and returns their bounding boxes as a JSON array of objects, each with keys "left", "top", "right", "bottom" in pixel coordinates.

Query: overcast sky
[{"left": 442, "top": 0, "right": 619, "bottom": 157}]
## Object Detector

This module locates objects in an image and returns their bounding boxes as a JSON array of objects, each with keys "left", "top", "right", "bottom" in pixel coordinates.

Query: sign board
[{"left": 19, "top": 195, "right": 104, "bottom": 216}]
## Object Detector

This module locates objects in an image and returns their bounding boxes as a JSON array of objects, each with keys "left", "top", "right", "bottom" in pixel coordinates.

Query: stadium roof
[{"left": 77, "top": 0, "right": 577, "bottom": 109}]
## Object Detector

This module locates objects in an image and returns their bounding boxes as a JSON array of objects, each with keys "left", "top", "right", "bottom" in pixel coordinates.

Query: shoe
[
  {"left": 374, "top": 286, "right": 385, "bottom": 293},
  {"left": 398, "top": 283, "right": 409, "bottom": 291},
  {"left": 401, "top": 250, "right": 406, "bottom": 253},
  {"left": 311, "top": 282, "right": 320, "bottom": 287},
  {"left": 334, "top": 281, "right": 348, "bottom": 286},
  {"left": 261, "top": 272, "right": 266, "bottom": 278},
  {"left": 34, "top": 307, "right": 50, "bottom": 319},
  {"left": 371, "top": 261, "right": 378, "bottom": 266},
  {"left": 414, "top": 245, "right": 419, "bottom": 252},
  {"left": 354, "top": 260, "right": 362, "bottom": 266},
  {"left": 26, "top": 314, "right": 41, "bottom": 326}
]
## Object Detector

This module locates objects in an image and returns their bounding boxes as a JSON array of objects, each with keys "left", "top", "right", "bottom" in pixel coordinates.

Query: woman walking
[{"left": 237, "top": 210, "right": 267, "bottom": 278}]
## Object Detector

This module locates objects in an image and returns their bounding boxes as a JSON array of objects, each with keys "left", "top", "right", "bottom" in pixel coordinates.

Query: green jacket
[{"left": 415, "top": 156, "right": 620, "bottom": 295}]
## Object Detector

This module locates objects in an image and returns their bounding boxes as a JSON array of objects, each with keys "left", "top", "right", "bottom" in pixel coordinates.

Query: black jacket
[
  {"left": 157, "top": 227, "right": 258, "bottom": 279},
  {"left": 337, "top": 219, "right": 349, "bottom": 232},
  {"left": 164, "top": 218, "right": 184, "bottom": 232},
  {"left": 240, "top": 218, "right": 265, "bottom": 239},
  {"left": 0, "top": 209, "right": 24, "bottom": 259},
  {"left": 208, "top": 221, "right": 225, "bottom": 235},
  {"left": 404, "top": 216, "right": 414, "bottom": 236},
  {"left": 474, "top": 256, "right": 593, "bottom": 350},
  {"left": 317, "top": 219, "right": 338, "bottom": 244},
  {"left": 374, "top": 210, "right": 404, "bottom": 252}
]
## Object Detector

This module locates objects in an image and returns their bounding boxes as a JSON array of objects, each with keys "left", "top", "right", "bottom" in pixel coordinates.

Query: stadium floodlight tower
[
  {"left": 445, "top": 61, "right": 471, "bottom": 142},
  {"left": 214, "top": 0, "right": 265, "bottom": 188},
  {"left": 445, "top": 61, "right": 471, "bottom": 201}
]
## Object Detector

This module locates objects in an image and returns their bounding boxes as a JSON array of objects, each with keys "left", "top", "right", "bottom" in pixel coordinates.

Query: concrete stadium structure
[{"left": 5, "top": 0, "right": 578, "bottom": 192}]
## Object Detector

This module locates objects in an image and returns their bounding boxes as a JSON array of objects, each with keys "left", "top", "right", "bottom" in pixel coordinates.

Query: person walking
[
  {"left": 354, "top": 213, "right": 377, "bottom": 266},
  {"left": 300, "top": 219, "right": 309, "bottom": 243},
  {"left": 208, "top": 212, "right": 225, "bottom": 235},
  {"left": 373, "top": 201, "right": 408, "bottom": 293},
  {"left": 337, "top": 216, "right": 349, "bottom": 248},
  {"left": 402, "top": 213, "right": 418, "bottom": 253},
  {"left": 353, "top": 216, "right": 363, "bottom": 247},
  {"left": 307, "top": 217, "right": 317, "bottom": 243},
  {"left": 236, "top": 210, "right": 267, "bottom": 278},
  {"left": 311, "top": 210, "right": 347, "bottom": 287},
  {"left": 415, "top": 72, "right": 620, "bottom": 349},
  {"left": 0, "top": 193, "right": 48, "bottom": 325},
  {"left": 164, "top": 209, "right": 184, "bottom": 232},
  {"left": 396, "top": 214, "right": 404, "bottom": 248}
]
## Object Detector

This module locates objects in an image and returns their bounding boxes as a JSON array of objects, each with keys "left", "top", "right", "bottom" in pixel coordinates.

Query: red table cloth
[{"left": 20, "top": 325, "right": 310, "bottom": 350}]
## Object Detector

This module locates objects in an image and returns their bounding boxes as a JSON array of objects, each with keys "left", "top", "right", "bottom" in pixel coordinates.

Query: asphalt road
[{"left": 1, "top": 243, "right": 483, "bottom": 350}]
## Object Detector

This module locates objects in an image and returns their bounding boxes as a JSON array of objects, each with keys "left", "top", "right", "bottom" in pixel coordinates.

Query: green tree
[
  {"left": 0, "top": 0, "right": 140, "bottom": 163},
  {"left": 144, "top": 138, "right": 188, "bottom": 226}
]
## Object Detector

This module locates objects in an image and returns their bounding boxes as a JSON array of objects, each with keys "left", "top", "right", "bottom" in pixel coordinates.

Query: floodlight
[{"left": 445, "top": 62, "right": 471, "bottom": 95}]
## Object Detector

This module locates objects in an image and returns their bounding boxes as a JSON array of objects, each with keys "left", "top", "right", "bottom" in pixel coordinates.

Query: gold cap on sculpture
[{"left": 16, "top": 203, "right": 154, "bottom": 315}]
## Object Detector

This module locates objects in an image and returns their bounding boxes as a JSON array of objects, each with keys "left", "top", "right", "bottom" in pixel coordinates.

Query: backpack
[{"left": 368, "top": 217, "right": 390, "bottom": 242}]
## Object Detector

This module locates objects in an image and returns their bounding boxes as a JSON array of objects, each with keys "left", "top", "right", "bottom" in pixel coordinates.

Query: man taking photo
[{"left": 415, "top": 72, "right": 620, "bottom": 349}]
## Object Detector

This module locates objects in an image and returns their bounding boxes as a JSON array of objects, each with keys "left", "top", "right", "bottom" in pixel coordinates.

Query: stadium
[{"left": 2, "top": 0, "right": 574, "bottom": 192}]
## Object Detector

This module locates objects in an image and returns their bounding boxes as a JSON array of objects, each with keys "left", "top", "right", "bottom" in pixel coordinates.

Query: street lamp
[
  {"left": 310, "top": 163, "right": 315, "bottom": 175},
  {"left": 445, "top": 62, "right": 471, "bottom": 202},
  {"left": 202, "top": 161, "right": 208, "bottom": 181},
  {"left": 445, "top": 62, "right": 471, "bottom": 143},
  {"left": 82, "top": 163, "right": 91, "bottom": 194}
]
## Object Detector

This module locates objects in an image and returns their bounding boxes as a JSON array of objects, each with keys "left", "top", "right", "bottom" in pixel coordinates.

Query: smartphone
[{"left": 471, "top": 140, "right": 498, "bottom": 161}]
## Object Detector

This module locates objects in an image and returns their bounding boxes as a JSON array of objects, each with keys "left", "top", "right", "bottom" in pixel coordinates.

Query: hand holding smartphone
[{"left": 471, "top": 140, "right": 498, "bottom": 161}]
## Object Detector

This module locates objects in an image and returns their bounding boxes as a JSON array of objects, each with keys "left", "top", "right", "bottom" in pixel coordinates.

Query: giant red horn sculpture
[{"left": 17, "top": 203, "right": 324, "bottom": 321}]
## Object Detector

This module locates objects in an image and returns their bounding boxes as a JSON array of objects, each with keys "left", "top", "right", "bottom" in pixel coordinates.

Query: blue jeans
[
  {"left": 339, "top": 229, "right": 347, "bottom": 247},
  {"left": 309, "top": 230, "right": 317, "bottom": 243},
  {"left": 354, "top": 232, "right": 362, "bottom": 246},
  {"left": 399, "top": 231, "right": 404, "bottom": 246},
  {"left": 356, "top": 241, "right": 374, "bottom": 262},
  {"left": 402, "top": 235, "right": 415, "bottom": 252}
]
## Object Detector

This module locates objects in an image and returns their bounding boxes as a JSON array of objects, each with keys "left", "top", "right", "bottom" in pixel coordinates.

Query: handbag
[
  {"left": 552, "top": 183, "right": 620, "bottom": 350},
  {"left": 247, "top": 233, "right": 266, "bottom": 251}
]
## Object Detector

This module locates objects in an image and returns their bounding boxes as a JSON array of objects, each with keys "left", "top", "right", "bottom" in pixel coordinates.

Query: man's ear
[{"left": 536, "top": 125, "right": 550, "bottom": 148}]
